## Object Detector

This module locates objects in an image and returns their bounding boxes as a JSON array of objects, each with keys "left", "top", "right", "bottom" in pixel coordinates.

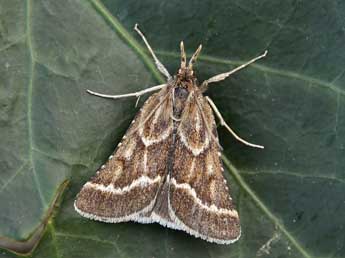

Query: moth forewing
[
  {"left": 75, "top": 24, "right": 266, "bottom": 245},
  {"left": 74, "top": 88, "right": 173, "bottom": 222},
  {"left": 168, "top": 91, "right": 241, "bottom": 244}
]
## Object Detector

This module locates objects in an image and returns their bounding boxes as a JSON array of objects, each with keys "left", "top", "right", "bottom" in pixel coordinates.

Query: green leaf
[{"left": 1, "top": 0, "right": 344, "bottom": 257}]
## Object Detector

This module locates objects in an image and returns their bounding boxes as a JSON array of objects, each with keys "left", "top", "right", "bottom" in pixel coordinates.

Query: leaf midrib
[
  {"left": 26, "top": 0, "right": 47, "bottom": 207},
  {"left": 88, "top": 1, "right": 313, "bottom": 258}
]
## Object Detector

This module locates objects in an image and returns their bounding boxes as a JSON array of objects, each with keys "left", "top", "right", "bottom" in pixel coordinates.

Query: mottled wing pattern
[
  {"left": 168, "top": 90, "right": 241, "bottom": 244},
  {"left": 75, "top": 86, "right": 173, "bottom": 223}
]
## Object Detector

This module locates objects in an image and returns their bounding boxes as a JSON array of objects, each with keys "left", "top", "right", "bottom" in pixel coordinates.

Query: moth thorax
[
  {"left": 177, "top": 67, "right": 195, "bottom": 81},
  {"left": 173, "top": 87, "right": 189, "bottom": 119}
]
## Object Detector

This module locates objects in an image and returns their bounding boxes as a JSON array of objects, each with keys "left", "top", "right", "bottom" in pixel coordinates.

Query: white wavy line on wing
[
  {"left": 170, "top": 177, "right": 238, "bottom": 217},
  {"left": 83, "top": 175, "right": 161, "bottom": 194}
]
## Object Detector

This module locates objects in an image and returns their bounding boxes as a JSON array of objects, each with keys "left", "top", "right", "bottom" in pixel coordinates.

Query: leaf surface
[{"left": 0, "top": 0, "right": 344, "bottom": 257}]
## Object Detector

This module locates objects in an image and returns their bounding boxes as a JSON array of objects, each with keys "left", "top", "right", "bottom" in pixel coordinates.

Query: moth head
[{"left": 178, "top": 41, "right": 202, "bottom": 81}]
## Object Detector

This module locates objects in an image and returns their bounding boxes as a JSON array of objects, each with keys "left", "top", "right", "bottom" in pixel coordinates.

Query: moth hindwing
[{"left": 75, "top": 24, "right": 267, "bottom": 244}]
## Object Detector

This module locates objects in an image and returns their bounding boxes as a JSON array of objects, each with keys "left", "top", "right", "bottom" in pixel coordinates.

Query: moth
[{"left": 75, "top": 24, "right": 267, "bottom": 244}]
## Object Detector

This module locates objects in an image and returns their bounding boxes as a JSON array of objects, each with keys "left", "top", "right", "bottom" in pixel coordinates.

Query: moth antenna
[
  {"left": 134, "top": 23, "right": 172, "bottom": 80},
  {"left": 180, "top": 41, "right": 187, "bottom": 68},
  {"left": 188, "top": 44, "right": 202, "bottom": 69}
]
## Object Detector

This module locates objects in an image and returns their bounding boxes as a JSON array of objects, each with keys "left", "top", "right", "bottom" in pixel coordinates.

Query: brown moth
[{"left": 75, "top": 24, "right": 267, "bottom": 244}]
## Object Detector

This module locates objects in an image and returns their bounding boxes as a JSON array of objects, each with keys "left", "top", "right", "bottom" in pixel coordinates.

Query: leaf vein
[
  {"left": 222, "top": 155, "right": 312, "bottom": 258},
  {"left": 240, "top": 169, "right": 345, "bottom": 184},
  {"left": 88, "top": 0, "right": 165, "bottom": 84},
  {"left": 0, "top": 161, "right": 29, "bottom": 193},
  {"left": 26, "top": 0, "right": 47, "bottom": 207},
  {"left": 157, "top": 50, "right": 345, "bottom": 97}
]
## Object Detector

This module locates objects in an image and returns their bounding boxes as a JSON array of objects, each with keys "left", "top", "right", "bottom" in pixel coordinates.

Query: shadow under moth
[{"left": 75, "top": 24, "right": 267, "bottom": 244}]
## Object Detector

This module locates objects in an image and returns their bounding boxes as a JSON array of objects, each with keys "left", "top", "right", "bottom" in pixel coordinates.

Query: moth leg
[
  {"left": 194, "top": 97, "right": 223, "bottom": 149},
  {"left": 200, "top": 50, "right": 268, "bottom": 92},
  {"left": 206, "top": 96, "right": 264, "bottom": 149},
  {"left": 134, "top": 24, "right": 172, "bottom": 80},
  {"left": 87, "top": 83, "right": 167, "bottom": 100}
]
